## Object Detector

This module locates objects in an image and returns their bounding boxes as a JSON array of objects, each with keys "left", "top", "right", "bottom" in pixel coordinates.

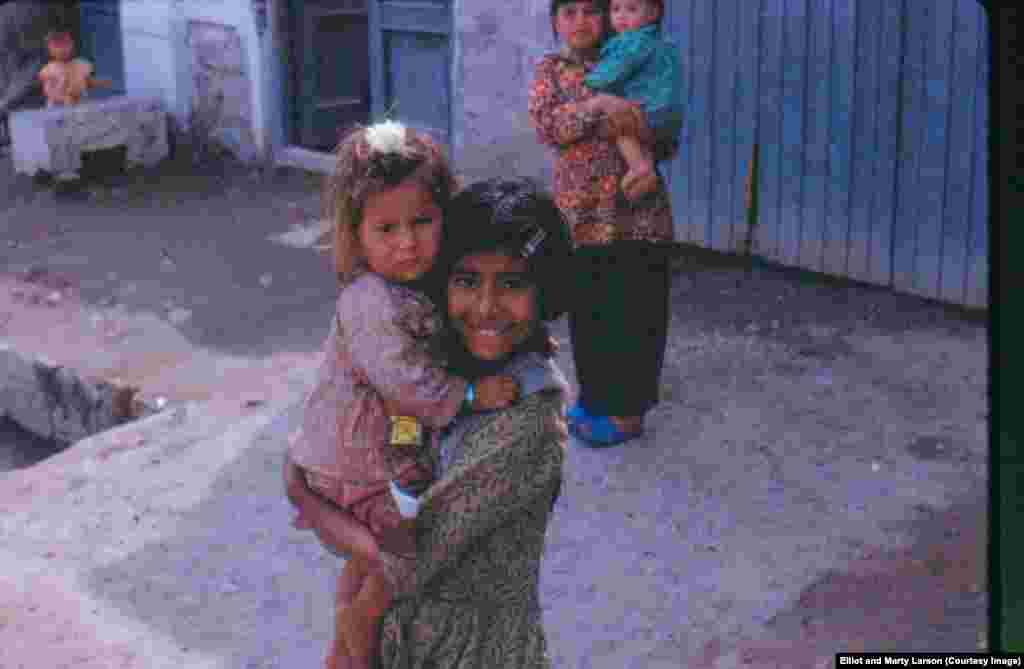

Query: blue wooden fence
[{"left": 662, "top": 0, "right": 989, "bottom": 308}]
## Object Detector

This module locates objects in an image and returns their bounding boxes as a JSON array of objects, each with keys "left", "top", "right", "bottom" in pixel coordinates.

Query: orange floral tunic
[{"left": 527, "top": 53, "right": 678, "bottom": 247}]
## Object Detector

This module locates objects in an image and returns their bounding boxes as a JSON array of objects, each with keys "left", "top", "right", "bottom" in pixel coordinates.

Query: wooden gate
[
  {"left": 290, "top": 0, "right": 452, "bottom": 151},
  {"left": 662, "top": 0, "right": 989, "bottom": 308}
]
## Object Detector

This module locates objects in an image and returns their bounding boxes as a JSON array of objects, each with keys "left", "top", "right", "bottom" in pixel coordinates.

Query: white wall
[
  {"left": 120, "top": 0, "right": 179, "bottom": 110},
  {"left": 451, "top": 0, "right": 556, "bottom": 182},
  {"left": 120, "top": 0, "right": 269, "bottom": 160}
]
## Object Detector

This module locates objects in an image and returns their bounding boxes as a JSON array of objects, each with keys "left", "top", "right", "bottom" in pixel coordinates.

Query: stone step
[{"left": 0, "top": 274, "right": 318, "bottom": 445}]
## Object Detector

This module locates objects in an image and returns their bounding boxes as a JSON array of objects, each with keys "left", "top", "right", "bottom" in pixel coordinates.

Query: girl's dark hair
[
  {"left": 433, "top": 178, "right": 574, "bottom": 374},
  {"left": 46, "top": 28, "right": 73, "bottom": 43},
  {"left": 646, "top": 0, "right": 666, "bottom": 28},
  {"left": 549, "top": 0, "right": 610, "bottom": 41},
  {"left": 438, "top": 177, "right": 574, "bottom": 324}
]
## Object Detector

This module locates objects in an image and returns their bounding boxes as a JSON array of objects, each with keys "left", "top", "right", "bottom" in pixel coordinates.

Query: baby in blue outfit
[{"left": 585, "top": 0, "right": 683, "bottom": 200}]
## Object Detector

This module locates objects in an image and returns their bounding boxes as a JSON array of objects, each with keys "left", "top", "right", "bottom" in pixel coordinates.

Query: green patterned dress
[{"left": 375, "top": 352, "right": 569, "bottom": 669}]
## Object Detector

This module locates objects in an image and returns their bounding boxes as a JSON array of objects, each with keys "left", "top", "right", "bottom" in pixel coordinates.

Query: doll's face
[{"left": 47, "top": 35, "right": 74, "bottom": 62}]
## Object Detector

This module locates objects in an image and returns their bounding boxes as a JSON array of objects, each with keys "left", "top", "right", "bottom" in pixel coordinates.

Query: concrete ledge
[
  {"left": 274, "top": 145, "right": 335, "bottom": 175},
  {"left": 9, "top": 95, "right": 169, "bottom": 177},
  {"left": 0, "top": 342, "right": 155, "bottom": 445}
]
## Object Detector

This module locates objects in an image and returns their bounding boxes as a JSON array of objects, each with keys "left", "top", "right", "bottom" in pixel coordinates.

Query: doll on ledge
[{"left": 38, "top": 29, "right": 113, "bottom": 107}]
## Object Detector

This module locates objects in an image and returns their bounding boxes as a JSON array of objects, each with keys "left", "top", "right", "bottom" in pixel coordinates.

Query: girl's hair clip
[
  {"left": 364, "top": 120, "right": 409, "bottom": 157},
  {"left": 520, "top": 224, "right": 548, "bottom": 258}
]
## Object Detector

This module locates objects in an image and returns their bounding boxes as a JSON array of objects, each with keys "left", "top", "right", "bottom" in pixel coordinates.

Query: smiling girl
[
  {"left": 286, "top": 121, "right": 519, "bottom": 669},
  {"left": 286, "top": 177, "right": 574, "bottom": 668}
]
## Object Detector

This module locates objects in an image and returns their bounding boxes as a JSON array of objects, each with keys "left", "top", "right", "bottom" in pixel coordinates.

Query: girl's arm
[
  {"left": 528, "top": 55, "right": 660, "bottom": 149},
  {"left": 343, "top": 287, "right": 467, "bottom": 430},
  {"left": 377, "top": 393, "right": 566, "bottom": 599},
  {"left": 584, "top": 32, "right": 657, "bottom": 92},
  {"left": 528, "top": 57, "right": 608, "bottom": 148}
]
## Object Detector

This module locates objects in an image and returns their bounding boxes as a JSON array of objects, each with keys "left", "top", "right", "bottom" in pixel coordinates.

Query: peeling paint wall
[
  {"left": 112, "top": 0, "right": 557, "bottom": 174},
  {"left": 452, "top": 0, "right": 556, "bottom": 184},
  {"left": 186, "top": 20, "right": 258, "bottom": 163},
  {"left": 0, "top": 3, "right": 57, "bottom": 113},
  {"left": 117, "top": 0, "right": 265, "bottom": 165}
]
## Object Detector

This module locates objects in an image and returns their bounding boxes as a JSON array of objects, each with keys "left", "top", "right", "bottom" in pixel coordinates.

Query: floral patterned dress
[
  {"left": 527, "top": 52, "right": 679, "bottom": 247},
  {"left": 375, "top": 352, "right": 569, "bottom": 669}
]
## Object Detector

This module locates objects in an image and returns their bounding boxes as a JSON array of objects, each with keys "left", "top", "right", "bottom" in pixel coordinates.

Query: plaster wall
[
  {"left": 116, "top": 0, "right": 557, "bottom": 174},
  {"left": 120, "top": 0, "right": 179, "bottom": 108},
  {"left": 0, "top": 2, "right": 51, "bottom": 112},
  {"left": 451, "top": 0, "right": 556, "bottom": 184},
  {"left": 120, "top": 0, "right": 266, "bottom": 162}
]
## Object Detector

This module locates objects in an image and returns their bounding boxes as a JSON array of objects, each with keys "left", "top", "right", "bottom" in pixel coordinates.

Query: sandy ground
[{"left": 0, "top": 150, "right": 989, "bottom": 667}]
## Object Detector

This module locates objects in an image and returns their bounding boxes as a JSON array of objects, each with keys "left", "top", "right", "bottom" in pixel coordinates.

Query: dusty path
[
  {"left": 0, "top": 154, "right": 988, "bottom": 667},
  {"left": 541, "top": 264, "right": 987, "bottom": 667}
]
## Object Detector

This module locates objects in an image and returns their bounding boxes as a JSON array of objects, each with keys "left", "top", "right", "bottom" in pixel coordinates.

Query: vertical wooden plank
[
  {"left": 779, "top": 0, "right": 808, "bottom": 267},
  {"left": 367, "top": 0, "right": 385, "bottom": 120},
  {"left": 710, "top": 0, "right": 738, "bottom": 252},
  {"left": 731, "top": 0, "right": 761, "bottom": 256},
  {"left": 386, "top": 31, "right": 450, "bottom": 142},
  {"left": 799, "top": 0, "right": 832, "bottom": 273},
  {"left": 891, "top": 0, "right": 927, "bottom": 294},
  {"left": 664, "top": 0, "right": 695, "bottom": 243},
  {"left": 845, "top": 0, "right": 881, "bottom": 282},
  {"left": 689, "top": 0, "right": 714, "bottom": 248},
  {"left": 868, "top": 0, "right": 904, "bottom": 287},
  {"left": 909, "top": 0, "right": 955, "bottom": 300},
  {"left": 680, "top": 0, "right": 698, "bottom": 244},
  {"left": 938, "top": 0, "right": 980, "bottom": 304},
  {"left": 309, "top": 9, "right": 371, "bottom": 147},
  {"left": 964, "top": 11, "right": 989, "bottom": 308},
  {"left": 755, "top": 0, "right": 784, "bottom": 261},
  {"left": 821, "top": 0, "right": 854, "bottom": 278}
]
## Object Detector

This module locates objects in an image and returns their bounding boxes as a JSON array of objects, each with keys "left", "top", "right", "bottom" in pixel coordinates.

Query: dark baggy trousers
[{"left": 569, "top": 242, "right": 672, "bottom": 418}]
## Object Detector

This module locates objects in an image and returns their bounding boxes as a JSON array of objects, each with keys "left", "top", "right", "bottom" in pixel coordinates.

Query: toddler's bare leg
[
  {"left": 326, "top": 560, "right": 366, "bottom": 669},
  {"left": 617, "top": 135, "right": 659, "bottom": 201},
  {"left": 337, "top": 565, "right": 394, "bottom": 666}
]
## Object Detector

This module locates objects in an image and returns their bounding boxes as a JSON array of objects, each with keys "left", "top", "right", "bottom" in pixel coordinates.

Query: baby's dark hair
[
  {"left": 323, "top": 122, "right": 458, "bottom": 280},
  {"left": 438, "top": 177, "right": 574, "bottom": 324},
  {"left": 645, "top": 0, "right": 665, "bottom": 28}
]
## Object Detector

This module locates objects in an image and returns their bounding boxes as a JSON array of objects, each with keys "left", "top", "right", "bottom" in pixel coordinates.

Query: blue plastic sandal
[
  {"left": 567, "top": 401, "right": 587, "bottom": 421},
  {"left": 572, "top": 414, "right": 643, "bottom": 447}
]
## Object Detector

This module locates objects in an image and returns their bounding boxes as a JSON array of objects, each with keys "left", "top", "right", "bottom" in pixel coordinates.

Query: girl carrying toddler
[{"left": 286, "top": 120, "right": 520, "bottom": 669}]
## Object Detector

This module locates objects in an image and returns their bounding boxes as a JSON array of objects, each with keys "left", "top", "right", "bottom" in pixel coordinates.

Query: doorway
[{"left": 289, "top": 0, "right": 371, "bottom": 151}]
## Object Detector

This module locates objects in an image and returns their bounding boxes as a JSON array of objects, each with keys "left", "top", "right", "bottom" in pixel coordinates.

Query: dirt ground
[
  {"left": 540, "top": 259, "right": 987, "bottom": 666},
  {"left": 0, "top": 149, "right": 990, "bottom": 667}
]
